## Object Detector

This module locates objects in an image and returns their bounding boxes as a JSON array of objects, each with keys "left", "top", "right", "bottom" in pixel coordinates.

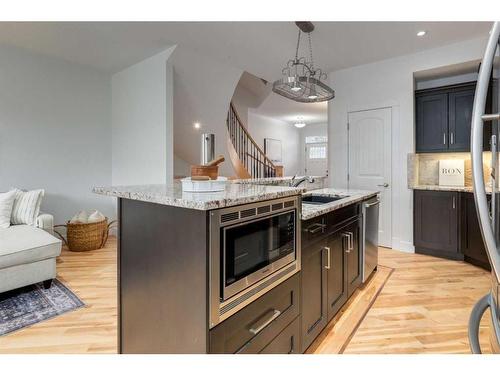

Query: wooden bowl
[{"left": 191, "top": 165, "right": 219, "bottom": 180}]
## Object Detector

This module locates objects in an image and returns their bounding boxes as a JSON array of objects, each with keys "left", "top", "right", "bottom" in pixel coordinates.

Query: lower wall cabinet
[
  {"left": 413, "top": 190, "right": 491, "bottom": 270},
  {"left": 209, "top": 273, "right": 300, "bottom": 354},
  {"left": 301, "top": 205, "right": 362, "bottom": 352}
]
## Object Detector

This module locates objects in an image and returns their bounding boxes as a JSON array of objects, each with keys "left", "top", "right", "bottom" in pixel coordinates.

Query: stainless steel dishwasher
[{"left": 362, "top": 196, "right": 380, "bottom": 282}]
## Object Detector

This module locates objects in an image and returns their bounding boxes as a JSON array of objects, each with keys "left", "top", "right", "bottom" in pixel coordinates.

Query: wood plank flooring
[
  {"left": 0, "top": 238, "right": 117, "bottom": 354},
  {"left": 0, "top": 240, "right": 493, "bottom": 354},
  {"left": 343, "top": 247, "right": 492, "bottom": 354}
]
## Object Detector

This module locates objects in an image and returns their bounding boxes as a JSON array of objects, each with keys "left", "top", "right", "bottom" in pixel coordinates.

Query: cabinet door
[
  {"left": 344, "top": 219, "right": 362, "bottom": 297},
  {"left": 416, "top": 93, "right": 448, "bottom": 152},
  {"left": 326, "top": 231, "right": 348, "bottom": 320},
  {"left": 460, "top": 193, "right": 491, "bottom": 270},
  {"left": 414, "top": 190, "right": 459, "bottom": 254},
  {"left": 448, "top": 87, "right": 475, "bottom": 151},
  {"left": 300, "top": 241, "right": 328, "bottom": 352}
]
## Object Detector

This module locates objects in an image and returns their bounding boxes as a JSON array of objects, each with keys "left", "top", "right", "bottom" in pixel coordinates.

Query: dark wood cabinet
[
  {"left": 326, "top": 229, "right": 348, "bottom": 320},
  {"left": 448, "top": 87, "right": 475, "bottom": 151},
  {"left": 345, "top": 219, "right": 362, "bottom": 297},
  {"left": 416, "top": 92, "right": 448, "bottom": 152},
  {"left": 414, "top": 190, "right": 492, "bottom": 269},
  {"left": 300, "top": 240, "right": 328, "bottom": 351},
  {"left": 414, "top": 190, "right": 460, "bottom": 258},
  {"left": 301, "top": 207, "right": 362, "bottom": 352},
  {"left": 460, "top": 193, "right": 491, "bottom": 270},
  {"left": 415, "top": 82, "right": 491, "bottom": 153}
]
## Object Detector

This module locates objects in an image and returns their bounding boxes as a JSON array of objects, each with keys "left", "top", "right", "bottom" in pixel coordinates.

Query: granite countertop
[
  {"left": 411, "top": 184, "right": 492, "bottom": 193},
  {"left": 234, "top": 176, "right": 327, "bottom": 185},
  {"left": 301, "top": 188, "right": 379, "bottom": 221},
  {"left": 93, "top": 182, "right": 305, "bottom": 211}
]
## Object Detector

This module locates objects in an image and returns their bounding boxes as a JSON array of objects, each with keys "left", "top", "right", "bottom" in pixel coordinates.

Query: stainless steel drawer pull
[
  {"left": 443, "top": 132, "right": 446, "bottom": 145},
  {"left": 306, "top": 223, "right": 326, "bottom": 234},
  {"left": 450, "top": 132, "right": 454, "bottom": 145},
  {"left": 249, "top": 309, "right": 281, "bottom": 335},
  {"left": 348, "top": 232, "right": 354, "bottom": 250},
  {"left": 324, "top": 246, "right": 331, "bottom": 269},
  {"left": 341, "top": 232, "right": 350, "bottom": 253},
  {"left": 482, "top": 113, "right": 500, "bottom": 122},
  {"left": 365, "top": 199, "right": 380, "bottom": 208}
]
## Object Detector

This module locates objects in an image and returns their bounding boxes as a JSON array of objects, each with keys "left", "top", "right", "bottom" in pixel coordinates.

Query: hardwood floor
[
  {"left": 0, "top": 240, "right": 493, "bottom": 354},
  {"left": 0, "top": 238, "right": 118, "bottom": 354},
  {"left": 343, "top": 247, "right": 492, "bottom": 354}
]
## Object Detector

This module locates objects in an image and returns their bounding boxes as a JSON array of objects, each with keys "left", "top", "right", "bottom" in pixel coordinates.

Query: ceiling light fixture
[
  {"left": 194, "top": 122, "right": 201, "bottom": 129},
  {"left": 273, "top": 22, "right": 335, "bottom": 103},
  {"left": 294, "top": 117, "right": 306, "bottom": 128},
  {"left": 417, "top": 30, "right": 427, "bottom": 37}
]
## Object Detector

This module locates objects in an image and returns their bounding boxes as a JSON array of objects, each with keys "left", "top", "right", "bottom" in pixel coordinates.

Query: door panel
[
  {"left": 449, "top": 88, "right": 475, "bottom": 151},
  {"left": 305, "top": 143, "right": 328, "bottom": 176},
  {"left": 300, "top": 242, "right": 328, "bottom": 351},
  {"left": 348, "top": 108, "right": 392, "bottom": 247},
  {"left": 416, "top": 93, "right": 448, "bottom": 152},
  {"left": 326, "top": 231, "right": 347, "bottom": 320},
  {"left": 345, "top": 220, "right": 362, "bottom": 297},
  {"left": 414, "top": 190, "right": 459, "bottom": 254}
]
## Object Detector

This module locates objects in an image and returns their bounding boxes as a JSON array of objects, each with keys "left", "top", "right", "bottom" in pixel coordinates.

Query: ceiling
[
  {"left": 0, "top": 22, "right": 492, "bottom": 77},
  {"left": 251, "top": 91, "right": 328, "bottom": 125}
]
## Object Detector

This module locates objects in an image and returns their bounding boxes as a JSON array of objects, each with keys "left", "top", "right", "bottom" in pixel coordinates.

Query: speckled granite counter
[
  {"left": 93, "top": 182, "right": 304, "bottom": 211},
  {"left": 411, "top": 184, "right": 492, "bottom": 194},
  {"left": 234, "top": 176, "right": 327, "bottom": 190},
  {"left": 301, "top": 188, "right": 379, "bottom": 221}
]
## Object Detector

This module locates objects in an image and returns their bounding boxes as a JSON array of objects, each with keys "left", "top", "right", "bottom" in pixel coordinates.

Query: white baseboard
[{"left": 390, "top": 238, "right": 415, "bottom": 253}]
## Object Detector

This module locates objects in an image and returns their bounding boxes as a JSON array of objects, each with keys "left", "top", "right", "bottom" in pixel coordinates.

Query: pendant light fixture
[{"left": 272, "top": 22, "right": 335, "bottom": 103}]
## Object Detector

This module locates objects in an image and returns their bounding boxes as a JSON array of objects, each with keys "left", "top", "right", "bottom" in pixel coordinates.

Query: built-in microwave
[{"left": 209, "top": 196, "right": 301, "bottom": 328}]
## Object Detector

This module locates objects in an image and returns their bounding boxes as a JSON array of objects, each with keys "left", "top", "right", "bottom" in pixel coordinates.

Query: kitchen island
[{"left": 94, "top": 181, "right": 377, "bottom": 354}]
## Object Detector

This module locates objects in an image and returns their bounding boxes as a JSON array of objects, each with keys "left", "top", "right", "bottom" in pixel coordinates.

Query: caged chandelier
[{"left": 272, "top": 22, "right": 335, "bottom": 103}]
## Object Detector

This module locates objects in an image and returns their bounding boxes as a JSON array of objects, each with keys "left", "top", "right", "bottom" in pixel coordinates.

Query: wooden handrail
[
  {"left": 226, "top": 102, "right": 278, "bottom": 178},
  {"left": 229, "top": 102, "right": 276, "bottom": 169}
]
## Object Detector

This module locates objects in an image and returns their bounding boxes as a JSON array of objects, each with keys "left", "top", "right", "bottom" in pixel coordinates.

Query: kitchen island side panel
[{"left": 119, "top": 198, "right": 208, "bottom": 353}]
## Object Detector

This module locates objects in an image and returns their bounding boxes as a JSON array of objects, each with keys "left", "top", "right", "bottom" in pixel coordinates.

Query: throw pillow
[
  {"left": 11, "top": 188, "right": 45, "bottom": 226},
  {"left": 0, "top": 190, "right": 16, "bottom": 228}
]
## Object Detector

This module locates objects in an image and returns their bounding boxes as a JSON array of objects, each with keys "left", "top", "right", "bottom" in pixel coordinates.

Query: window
[
  {"left": 305, "top": 135, "right": 328, "bottom": 144},
  {"left": 308, "top": 146, "right": 327, "bottom": 159}
]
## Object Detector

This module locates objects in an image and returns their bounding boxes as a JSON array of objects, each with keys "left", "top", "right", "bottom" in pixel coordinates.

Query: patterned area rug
[{"left": 0, "top": 279, "right": 84, "bottom": 336}]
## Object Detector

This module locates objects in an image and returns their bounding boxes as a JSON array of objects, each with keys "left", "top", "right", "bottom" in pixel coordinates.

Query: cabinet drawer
[
  {"left": 302, "top": 216, "right": 328, "bottom": 247},
  {"left": 209, "top": 273, "right": 300, "bottom": 354},
  {"left": 327, "top": 203, "right": 360, "bottom": 230},
  {"left": 259, "top": 317, "right": 300, "bottom": 354}
]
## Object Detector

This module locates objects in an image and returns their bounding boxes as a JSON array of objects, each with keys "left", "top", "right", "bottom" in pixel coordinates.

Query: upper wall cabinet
[{"left": 415, "top": 82, "right": 491, "bottom": 153}]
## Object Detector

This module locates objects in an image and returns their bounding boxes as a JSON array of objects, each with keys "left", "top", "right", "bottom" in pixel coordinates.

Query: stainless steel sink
[{"left": 301, "top": 194, "right": 346, "bottom": 205}]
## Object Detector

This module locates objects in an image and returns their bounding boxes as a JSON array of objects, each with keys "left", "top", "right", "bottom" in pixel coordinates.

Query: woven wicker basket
[{"left": 54, "top": 218, "right": 116, "bottom": 252}]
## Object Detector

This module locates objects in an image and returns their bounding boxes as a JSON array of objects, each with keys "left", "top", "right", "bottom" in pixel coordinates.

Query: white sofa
[{"left": 0, "top": 213, "right": 62, "bottom": 294}]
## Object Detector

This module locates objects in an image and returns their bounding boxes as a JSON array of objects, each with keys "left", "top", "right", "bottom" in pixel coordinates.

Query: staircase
[{"left": 226, "top": 102, "right": 280, "bottom": 179}]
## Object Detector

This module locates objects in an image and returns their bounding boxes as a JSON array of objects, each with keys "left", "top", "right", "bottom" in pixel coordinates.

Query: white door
[
  {"left": 348, "top": 108, "right": 392, "bottom": 248},
  {"left": 305, "top": 143, "right": 328, "bottom": 176}
]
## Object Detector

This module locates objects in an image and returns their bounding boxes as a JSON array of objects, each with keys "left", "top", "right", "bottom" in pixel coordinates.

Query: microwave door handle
[{"left": 249, "top": 309, "right": 282, "bottom": 335}]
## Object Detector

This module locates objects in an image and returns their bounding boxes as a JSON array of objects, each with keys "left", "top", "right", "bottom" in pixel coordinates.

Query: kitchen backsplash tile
[{"left": 407, "top": 152, "right": 492, "bottom": 188}]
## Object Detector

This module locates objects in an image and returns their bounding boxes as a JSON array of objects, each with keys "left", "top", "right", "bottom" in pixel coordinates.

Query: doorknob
[{"left": 377, "top": 183, "right": 389, "bottom": 188}]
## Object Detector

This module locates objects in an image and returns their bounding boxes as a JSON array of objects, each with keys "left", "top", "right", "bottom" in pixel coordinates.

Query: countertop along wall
[
  {"left": 0, "top": 44, "right": 114, "bottom": 224},
  {"left": 328, "top": 36, "right": 488, "bottom": 252}
]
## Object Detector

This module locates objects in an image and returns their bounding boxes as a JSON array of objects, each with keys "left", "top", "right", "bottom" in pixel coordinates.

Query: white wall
[
  {"left": 328, "top": 36, "right": 488, "bottom": 252},
  {"left": 298, "top": 123, "right": 328, "bottom": 175},
  {"left": 0, "top": 44, "right": 114, "bottom": 224},
  {"left": 247, "top": 112, "right": 301, "bottom": 176},
  {"left": 171, "top": 47, "right": 242, "bottom": 177},
  {"left": 112, "top": 47, "right": 175, "bottom": 186}
]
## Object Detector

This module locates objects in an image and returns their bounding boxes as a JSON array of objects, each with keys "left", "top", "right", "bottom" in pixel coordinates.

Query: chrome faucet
[{"left": 290, "top": 175, "right": 315, "bottom": 187}]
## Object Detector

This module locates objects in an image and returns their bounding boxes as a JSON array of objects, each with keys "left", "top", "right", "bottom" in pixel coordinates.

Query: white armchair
[{"left": 0, "top": 212, "right": 62, "bottom": 294}]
